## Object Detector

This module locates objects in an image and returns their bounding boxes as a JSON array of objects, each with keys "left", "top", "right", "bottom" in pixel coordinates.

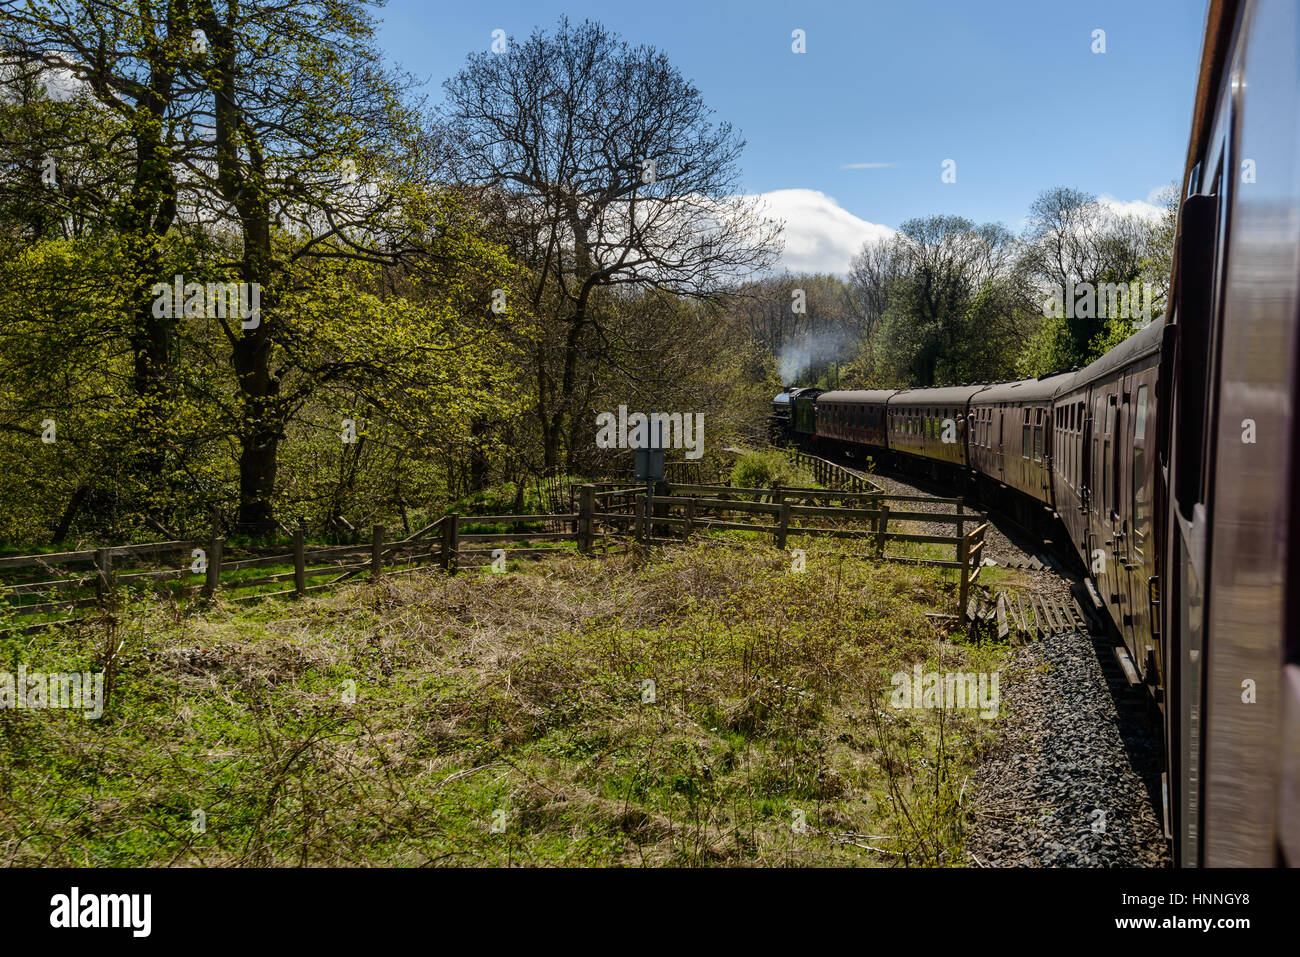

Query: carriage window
[{"left": 1022, "top": 409, "right": 1031, "bottom": 459}]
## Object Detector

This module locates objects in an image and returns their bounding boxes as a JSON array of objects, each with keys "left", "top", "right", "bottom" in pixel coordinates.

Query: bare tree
[{"left": 442, "top": 17, "right": 781, "bottom": 469}]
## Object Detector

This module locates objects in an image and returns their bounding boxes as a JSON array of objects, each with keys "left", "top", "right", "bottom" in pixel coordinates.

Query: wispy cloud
[{"left": 841, "top": 162, "right": 901, "bottom": 170}]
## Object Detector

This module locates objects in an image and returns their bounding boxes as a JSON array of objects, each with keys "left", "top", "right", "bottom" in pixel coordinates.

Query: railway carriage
[
  {"left": 966, "top": 378, "right": 1057, "bottom": 510},
  {"left": 884, "top": 385, "right": 985, "bottom": 470},
  {"left": 1052, "top": 320, "right": 1165, "bottom": 690},
  {"left": 1159, "top": 0, "right": 1300, "bottom": 866},
  {"left": 815, "top": 389, "right": 892, "bottom": 453}
]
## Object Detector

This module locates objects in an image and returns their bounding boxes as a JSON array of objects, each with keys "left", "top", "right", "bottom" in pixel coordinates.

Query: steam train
[{"left": 771, "top": 0, "right": 1299, "bottom": 867}]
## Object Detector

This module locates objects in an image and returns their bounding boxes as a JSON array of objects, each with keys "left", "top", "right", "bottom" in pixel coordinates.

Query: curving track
[{"left": 835, "top": 458, "right": 1170, "bottom": 866}]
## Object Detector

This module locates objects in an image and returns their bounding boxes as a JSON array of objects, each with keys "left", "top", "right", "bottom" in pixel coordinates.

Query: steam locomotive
[{"left": 770, "top": 0, "right": 1299, "bottom": 867}]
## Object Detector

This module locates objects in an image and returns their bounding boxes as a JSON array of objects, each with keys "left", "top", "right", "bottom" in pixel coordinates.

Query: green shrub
[{"left": 729, "top": 449, "right": 816, "bottom": 489}]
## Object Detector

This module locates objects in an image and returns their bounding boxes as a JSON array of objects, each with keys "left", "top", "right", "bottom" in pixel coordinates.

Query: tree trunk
[{"left": 50, "top": 485, "right": 90, "bottom": 544}]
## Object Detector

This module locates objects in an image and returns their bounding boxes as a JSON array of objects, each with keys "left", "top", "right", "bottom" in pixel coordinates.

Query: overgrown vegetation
[
  {"left": 729, "top": 448, "right": 818, "bottom": 490},
  {"left": 0, "top": 541, "right": 1008, "bottom": 866}
]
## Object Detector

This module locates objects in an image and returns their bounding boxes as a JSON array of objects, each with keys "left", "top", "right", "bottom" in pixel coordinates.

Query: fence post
[
  {"left": 683, "top": 497, "right": 696, "bottom": 540},
  {"left": 876, "top": 504, "right": 889, "bottom": 558},
  {"left": 372, "top": 524, "right": 384, "bottom": 581},
  {"left": 204, "top": 536, "right": 224, "bottom": 598},
  {"left": 578, "top": 485, "right": 595, "bottom": 554},
  {"left": 653, "top": 480, "right": 668, "bottom": 541},
  {"left": 293, "top": 527, "right": 306, "bottom": 597},
  {"left": 955, "top": 502, "right": 967, "bottom": 617},
  {"left": 958, "top": 527, "right": 970, "bottom": 620},
  {"left": 95, "top": 547, "right": 113, "bottom": 609},
  {"left": 441, "top": 515, "right": 459, "bottom": 572},
  {"left": 776, "top": 499, "right": 791, "bottom": 550}
]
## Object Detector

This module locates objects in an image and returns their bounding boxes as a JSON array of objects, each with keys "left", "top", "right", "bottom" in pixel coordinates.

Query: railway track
[{"left": 827, "top": 453, "right": 1171, "bottom": 866}]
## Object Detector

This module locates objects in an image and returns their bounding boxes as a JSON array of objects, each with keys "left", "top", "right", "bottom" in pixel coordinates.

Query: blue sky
[{"left": 376, "top": 0, "right": 1207, "bottom": 274}]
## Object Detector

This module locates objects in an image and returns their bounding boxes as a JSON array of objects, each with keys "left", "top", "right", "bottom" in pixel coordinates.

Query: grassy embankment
[{"left": 0, "top": 531, "right": 1010, "bottom": 867}]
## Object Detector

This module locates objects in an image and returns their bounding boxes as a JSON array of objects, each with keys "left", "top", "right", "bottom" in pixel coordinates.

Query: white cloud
[
  {"left": 748, "top": 188, "right": 895, "bottom": 275},
  {"left": 1098, "top": 186, "right": 1174, "bottom": 222}
]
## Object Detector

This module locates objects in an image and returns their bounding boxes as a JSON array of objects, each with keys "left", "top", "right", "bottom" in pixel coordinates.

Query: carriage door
[
  {"left": 995, "top": 407, "right": 1005, "bottom": 480},
  {"left": 1114, "top": 379, "right": 1136, "bottom": 649},
  {"left": 1095, "top": 392, "right": 1114, "bottom": 613}
]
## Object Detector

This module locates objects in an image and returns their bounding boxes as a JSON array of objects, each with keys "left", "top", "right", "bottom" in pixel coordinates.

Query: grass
[{"left": 0, "top": 538, "right": 1011, "bottom": 867}]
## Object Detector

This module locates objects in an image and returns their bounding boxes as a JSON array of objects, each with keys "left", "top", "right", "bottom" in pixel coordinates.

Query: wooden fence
[
  {"left": 786, "top": 450, "right": 887, "bottom": 494},
  {"left": 957, "top": 522, "right": 989, "bottom": 620},
  {"left": 0, "top": 505, "right": 620, "bottom": 635},
  {"left": 590, "top": 480, "right": 985, "bottom": 593},
  {"left": 0, "top": 481, "right": 985, "bottom": 634}
]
